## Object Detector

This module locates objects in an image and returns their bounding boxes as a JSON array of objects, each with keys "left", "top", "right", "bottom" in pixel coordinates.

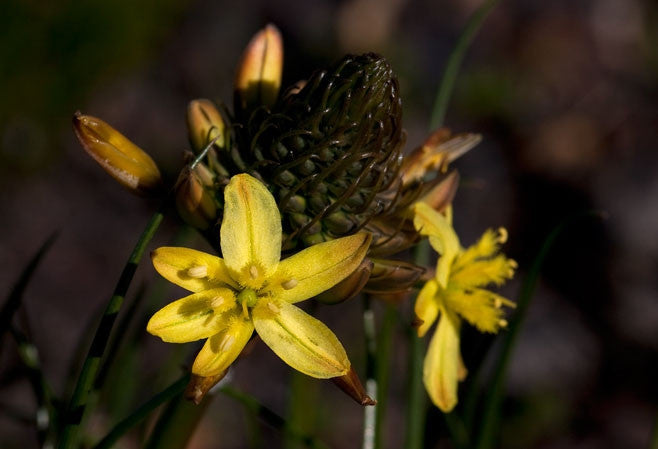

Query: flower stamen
[
  {"left": 188, "top": 265, "right": 208, "bottom": 278},
  {"left": 249, "top": 265, "right": 259, "bottom": 279},
  {"left": 281, "top": 279, "right": 298, "bottom": 290}
]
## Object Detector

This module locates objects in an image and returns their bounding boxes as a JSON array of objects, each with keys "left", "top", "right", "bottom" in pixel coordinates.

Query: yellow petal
[
  {"left": 146, "top": 288, "right": 237, "bottom": 343},
  {"left": 413, "top": 202, "right": 460, "bottom": 288},
  {"left": 423, "top": 310, "right": 461, "bottom": 412},
  {"left": 151, "top": 247, "right": 237, "bottom": 292},
  {"left": 444, "top": 287, "right": 513, "bottom": 333},
  {"left": 220, "top": 174, "right": 282, "bottom": 288},
  {"left": 267, "top": 232, "right": 371, "bottom": 304},
  {"left": 192, "top": 314, "right": 254, "bottom": 377},
  {"left": 415, "top": 280, "right": 439, "bottom": 337},
  {"left": 252, "top": 300, "right": 350, "bottom": 378}
]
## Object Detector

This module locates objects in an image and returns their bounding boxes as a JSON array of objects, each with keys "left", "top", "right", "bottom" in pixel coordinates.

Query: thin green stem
[
  {"left": 429, "top": 0, "right": 501, "bottom": 130},
  {"left": 405, "top": 241, "right": 430, "bottom": 449},
  {"left": 93, "top": 374, "right": 189, "bottom": 449},
  {"left": 221, "top": 386, "right": 329, "bottom": 449},
  {"left": 650, "top": 412, "right": 658, "bottom": 449},
  {"left": 57, "top": 205, "right": 166, "bottom": 449},
  {"left": 475, "top": 212, "right": 603, "bottom": 449},
  {"left": 374, "top": 304, "right": 396, "bottom": 449},
  {"left": 362, "top": 295, "right": 377, "bottom": 449}
]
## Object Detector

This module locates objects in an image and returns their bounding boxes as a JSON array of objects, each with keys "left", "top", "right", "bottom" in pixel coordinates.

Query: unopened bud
[
  {"left": 73, "top": 112, "right": 162, "bottom": 196},
  {"left": 331, "top": 367, "right": 376, "bottom": 406},
  {"left": 315, "top": 258, "right": 373, "bottom": 305},
  {"left": 187, "top": 99, "right": 225, "bottom": 152},
  {"left": 234, "top": 24, "right": 283, "bottom": 113},
  {"left": 418, "top": 170, "right": 460, "bottom": 213},
  {"left": 175, "top": 166, "right": 218, "bottom": 230},
  {"left": 363, "top": 258, "right": 426, "bottom": 295}
]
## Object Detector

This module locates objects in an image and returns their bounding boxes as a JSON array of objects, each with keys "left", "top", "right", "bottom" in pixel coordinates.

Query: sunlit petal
[
  {"left": 252, "top": 300, "right": 350, "bottom": 378},
  {"left": 220, "top": 174, "right": 282, "bottom": 288},
  {"left": 192, "top": 314, "right": 254, "bottom": 377},
  {"left": 423, "top": 309, "right": 461, "bottom": 412},
  {"left": 267, "top": 233, "right": 371, "bottom": 303},
  {"left": 147, "top": 288, "right": 237, "bottom": 343},
  {"left": 415, "top": 280, "right": 439, "bottom": 337},
  {"left": 151, "top": 247, "right": 237, "bottom": 292}
]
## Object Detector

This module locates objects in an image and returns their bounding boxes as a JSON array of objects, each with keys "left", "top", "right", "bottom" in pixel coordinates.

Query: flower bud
[
  {"left": 185, "top": 371, "right": 227, "bottom": 405},
  {"left": 186, "top": 99, "right": 225, "bottom": 153},
  {"left": 73, "top": 112, "right": 162, "bottom": 196},
  {"left": 234, "top": 24, "right": 283, "bottom": 113},
  {"left": 331, "top": 367, "right": 376, "bottom": 406},
  {"left": 175, "top": 165, "right": 218, "bottom": 230},
  {"left": 418, "top": 170, "right": 460, "bottom": 213},
  {"left": 315, "top": 258, "right": 373, "bottom": 305},
  {"left": 363, "top": 259, "right": 425, "bottom": 295}
]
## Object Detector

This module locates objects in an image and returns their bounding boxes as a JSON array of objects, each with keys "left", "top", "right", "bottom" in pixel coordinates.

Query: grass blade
[
  {"left": 57, "top": 206, "right": 166, "bottom": 449},
  {"left": 429, "top": 0, "right": 501, "bottom": 130},
  {"left": 374, "top": 304, "right": 396, "bottom": 449},
  {"left": 475, "top": 212, "right": 604, "bottom": 449}
]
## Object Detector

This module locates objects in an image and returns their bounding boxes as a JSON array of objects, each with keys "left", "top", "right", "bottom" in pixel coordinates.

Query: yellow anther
[
  {"left": 494, "top": 298, "right": 502, "bottom": 308},
  {"left": 249, "top": 265, "right": 259, "bottom": 279},
  {"left": 509, "top": 259, "right": 518, "bottom": 268},
  {"left": 267, "top": 302, "right": 280, "bottom": 313},
  {"left": 497, "top": 227, "right": 508, "bottom": 244},
  {"left": 498, "top": 319, "right": 508, "bottom": 328},
  {"left": 281, "top": 279, "right": 298, "bottom": 290},
  {"left": 187, "top": 265, "right": 208, "bottom": 278}
]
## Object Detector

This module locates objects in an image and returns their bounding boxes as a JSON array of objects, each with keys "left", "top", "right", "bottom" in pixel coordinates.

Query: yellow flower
[
  {"left": 147, "top": 174, "right": 371, "bottom": 379},
  {"left": 412, "top": 202, "right": 516, "bottom": 412}
]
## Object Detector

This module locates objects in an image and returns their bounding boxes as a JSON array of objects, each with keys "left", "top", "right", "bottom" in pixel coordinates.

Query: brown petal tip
[
  {"left": 184, "top": 371, "right": 227, "bottom": 405},
  {"left": 331, "top": 368, "right": 376, "bottom": 407}
]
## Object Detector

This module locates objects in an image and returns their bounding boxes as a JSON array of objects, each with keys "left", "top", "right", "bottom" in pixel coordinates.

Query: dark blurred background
[{"left": 1, "top": 0, "right": 657, "bottom": 448}]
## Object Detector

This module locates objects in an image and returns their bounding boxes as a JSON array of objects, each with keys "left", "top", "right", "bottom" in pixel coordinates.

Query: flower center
[{"left": 237, "top": 288, "right": 258, "bottom": 318}]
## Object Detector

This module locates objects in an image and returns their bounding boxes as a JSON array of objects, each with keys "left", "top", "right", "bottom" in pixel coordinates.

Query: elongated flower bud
[
  {"left": 234, "top": 24, "right": 283, "bottom": 114},
  {"left": 73, "top": 112, "right": 162, "bottom": 196},
  {"left": 175, "top": 164, "right": 218, "bottom": 230},
  {"left": 187, "top": 99, "right": 225, "bottom": 152},
  {"left": 315, "top": 258, "right": 373, "bottom": 305},
  {"left": 331, "top": 367, "right": 376, "bottom": 406}
]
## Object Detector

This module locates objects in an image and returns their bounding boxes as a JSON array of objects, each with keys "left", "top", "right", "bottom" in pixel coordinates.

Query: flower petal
[
  {"left": 415, "top": 279, "right": 439, "bottom": 337},
  {"left": 267, "top": 232, "right": 372, "bottom": 304},
  {"left": 423, "top": 309, "right": 461, "bottom": 412},
  {"left": 151, "top": 247, "right": 237, "bottom": 292},
  {"left": 220, "top": 174, "right": 282, "bottom": 288},
  {"left": 444, "top": 287, "right": 513, "bottom": 333},
  {"left": 413, "top": 203, "right": 460, "bottom": 288},
  {"left": 147, "top": 288, "right": 237, "bottom": 343},
  {"left": 192, "top": 314, "right": 254, "bottom": 377},
  {"left": 252, "top": 301, "right": 350, "bottom": 378}
]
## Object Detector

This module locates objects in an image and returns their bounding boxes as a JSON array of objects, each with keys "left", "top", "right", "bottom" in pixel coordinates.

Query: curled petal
[
  {"left": 268, "top": 232, "right": 371, "bottom": 304},
  {"left": 192, "top": 314, "right": 254, "bottom": 377},
  {"left": 221, "top": 174, "right": 282, "bottom": 288},
  {"left": 147, "top": 288, "right": 236, "bottom": 343},
  {"left": 151, "top": 247, "right": 237, "bottom": 292},
  {"left": 423, "top": 310, "right": 461, "bottom": 412},
  {"left": 252, "top": 301, "right": 350, "bottom": 378},
  {"left": 413, "top": 203, "right": 460, "bottom": 288},
  {"left": 415, "top": 280, "right": 439, "bottom": 337}
]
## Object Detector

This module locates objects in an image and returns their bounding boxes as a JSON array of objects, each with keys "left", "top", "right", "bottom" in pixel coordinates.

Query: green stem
[
  {"left": 405, "top": 241, "right": 430, "bottom": 449},
  {"left": 374, "top": 304, "right": 396, "bottom": 449},
  {"left": 93, "top": 374, "right": 189, "bottom": 449},
  {"left": 475, "top": 213, "right": 602, "bottom": 449},
  {"left": 429, "top": 0, "right": 501, "bottom": 130},
  {"left": 57, "top": 205, "right": 166, "bottom": 449},
  {"left": 650, "top": 412, "right": 658, "bottom": 449},
  {"left": 221, "top": 386, "right": 329, "bottom": 449},
  {"left": 362, "top": 295, "right": 377, "bottom": 449}
]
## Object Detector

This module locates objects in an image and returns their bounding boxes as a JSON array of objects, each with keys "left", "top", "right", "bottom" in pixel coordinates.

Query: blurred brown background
[{"left": 1, "top": 0, "right": 657, "bottom": 448}]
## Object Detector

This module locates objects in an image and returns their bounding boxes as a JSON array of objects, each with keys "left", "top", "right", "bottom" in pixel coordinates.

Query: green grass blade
[
  {"left": 429, "top": 0, "right": 501, "bottom": 130},
  {"left": 649, "top": 411, "right": 658, "bottom": 449},
  {"left": 0, "top": 232, "right": 58, "bottom": 345},
  {"left": 57, "top": 205, "right": 166, "bottom": 449},
  {"left": 475, "top": 212, "right": 604, "bottom": 449},
  {"left": 374, "top": 304, "right": 396, "bottom": 449},
  {"left": 93, "top": 374, "right": 189, "bottom": 449}
]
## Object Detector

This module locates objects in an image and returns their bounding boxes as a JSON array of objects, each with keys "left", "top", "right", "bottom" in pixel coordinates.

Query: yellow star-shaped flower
[
  {"left": 147, "top": 174, "right": 371, "bottom": 379},
  {"left": 412, "top": 202, "right": 516, "bottom": 412}
]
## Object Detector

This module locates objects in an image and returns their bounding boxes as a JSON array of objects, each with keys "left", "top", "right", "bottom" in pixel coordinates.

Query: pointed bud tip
[
  {"left": 331, "top": 367, "right": 374, "bottom": 407},
  {"left": 185, "top": 371, "right": 227, "bottom": 405}
]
